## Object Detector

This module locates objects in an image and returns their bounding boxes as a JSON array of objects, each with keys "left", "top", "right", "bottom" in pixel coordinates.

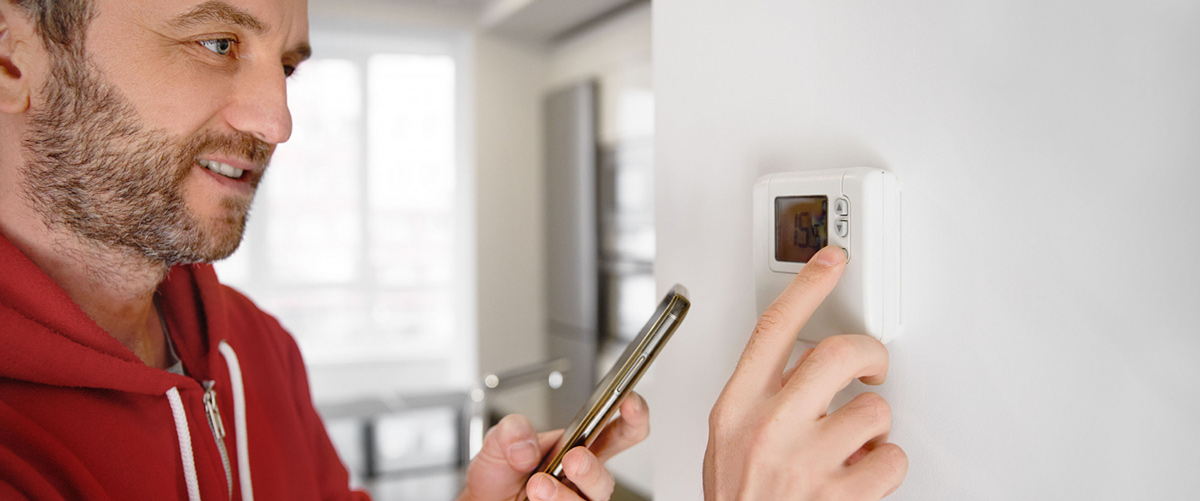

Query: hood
[{"left": 0, "top": 234, "right": 222, "bottom": 395}]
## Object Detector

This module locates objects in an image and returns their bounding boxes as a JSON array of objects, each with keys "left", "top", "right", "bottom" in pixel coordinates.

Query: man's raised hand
[{"left": 704, "top": 246, "right": 907, "bottom": 500}]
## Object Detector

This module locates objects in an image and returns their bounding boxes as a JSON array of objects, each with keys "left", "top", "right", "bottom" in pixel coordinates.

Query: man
[{"left": 0, "top": 0, "right": 906, "bottom": 499}]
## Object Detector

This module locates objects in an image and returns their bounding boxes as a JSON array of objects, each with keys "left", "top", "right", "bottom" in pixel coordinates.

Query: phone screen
[{"left": 516, "top": 284, "right": 690, "bottom": 500}]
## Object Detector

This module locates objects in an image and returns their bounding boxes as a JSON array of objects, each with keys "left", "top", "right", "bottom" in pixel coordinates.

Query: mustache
[{"left": 185, "top": 130, "right": 275, "bottom": 170}]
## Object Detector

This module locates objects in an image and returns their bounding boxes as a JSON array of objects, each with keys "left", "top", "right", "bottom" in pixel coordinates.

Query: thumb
[{"left": 462, "top": 414, "right": 543, "bottom": 500}]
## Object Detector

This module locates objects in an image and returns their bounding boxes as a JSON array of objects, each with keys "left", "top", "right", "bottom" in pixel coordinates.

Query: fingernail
[
  {"left": 566, "top": 449, "right": 591, "bottom": 476},
  {"left": 812, "top": 246, "right": 846, "bottom": 267},
  {"left": 509, "top": 440, "right": 539, "bottom": 468},
  {"left": 532, "top": 474, "right": 557, "bottom": 500}
]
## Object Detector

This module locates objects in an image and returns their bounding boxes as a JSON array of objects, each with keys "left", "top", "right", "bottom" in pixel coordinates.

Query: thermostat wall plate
[{"left": 753, "top": 168, "right": 902, "bottom": 344}]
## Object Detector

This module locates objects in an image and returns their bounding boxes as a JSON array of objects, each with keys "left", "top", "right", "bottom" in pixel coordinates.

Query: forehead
[{"left": 94, "top": 0, "right": 309, "bottom": 43}]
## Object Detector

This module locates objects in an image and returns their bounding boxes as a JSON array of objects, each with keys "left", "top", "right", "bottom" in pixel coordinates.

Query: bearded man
[
  {"left": 0, "top": 0, "right": 656, "bottom": 498},
  {"left": 0, "top": 0, "right": 906, "bottom": 499}
]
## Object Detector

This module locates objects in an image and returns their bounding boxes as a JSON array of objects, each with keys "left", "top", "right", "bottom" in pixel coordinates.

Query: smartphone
[{"left": 516, "top": 284, "right": 690, "bottom": 500}]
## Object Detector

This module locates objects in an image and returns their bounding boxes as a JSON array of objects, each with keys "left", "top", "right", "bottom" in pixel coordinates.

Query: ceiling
[
  {"left": 318, "top": 0, "right": 644, "bottom": 43},
  {"left": 480, "top": 0, "right": 645, "bottom": 43}
]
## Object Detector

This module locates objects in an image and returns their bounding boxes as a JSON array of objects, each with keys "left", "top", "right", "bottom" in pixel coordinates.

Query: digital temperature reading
[{"left": 774, "top": 196, "right": 828, "bottom": 263}]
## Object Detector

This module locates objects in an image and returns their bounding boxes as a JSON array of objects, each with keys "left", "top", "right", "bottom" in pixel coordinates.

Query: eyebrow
[
  {"left": 170, "top": 0, "right": 313, "bottom": 64},
  {"left": 169, "top": 1, "right": 267, "bottom": 34},
  {"left": 290, "top": 42, "right": 313, "bottom": 63}
]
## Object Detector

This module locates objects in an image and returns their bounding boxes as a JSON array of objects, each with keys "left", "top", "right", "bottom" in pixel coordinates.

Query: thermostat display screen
[{"left": 775, "top": 196, "right": 828, "bottom": 263}]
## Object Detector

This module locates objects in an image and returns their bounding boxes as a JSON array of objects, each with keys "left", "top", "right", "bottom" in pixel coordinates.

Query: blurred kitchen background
[{"left": 212, "top": 0, "right": 657, "bottom": 499}]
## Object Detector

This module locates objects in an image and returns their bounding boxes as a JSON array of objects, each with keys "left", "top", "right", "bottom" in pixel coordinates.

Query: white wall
[{"left": 651, "top": 1, "right": 1200, "bottom": 499}]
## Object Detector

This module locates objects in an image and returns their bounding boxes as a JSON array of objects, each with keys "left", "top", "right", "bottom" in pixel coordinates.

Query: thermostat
[{"left": 753, "top": 168, "right": 902, "bottom": 344}]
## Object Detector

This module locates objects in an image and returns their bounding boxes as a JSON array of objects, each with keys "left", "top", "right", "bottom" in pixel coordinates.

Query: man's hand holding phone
[
  {"left": 457, "top": 392, "right": 650, "bottom": 501},
  {"left": 704, "top": 246, "right": 908, "bottom": 499},
  {"left": 461, "top": 285, "right": 683, "bottom": 501}
]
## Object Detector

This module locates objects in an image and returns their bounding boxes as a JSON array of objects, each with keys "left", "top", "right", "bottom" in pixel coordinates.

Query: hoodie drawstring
[
  {"left": 165, "top": 342, "right": 252, "bottom": 501},
  {"left": 166, "top": 387, "right": 203, "bottom": 501},
  {"left": 218, "top": 341, "right": 254, "bottom": 501}
]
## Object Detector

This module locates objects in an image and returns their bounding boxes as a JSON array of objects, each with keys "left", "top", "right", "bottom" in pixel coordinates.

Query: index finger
[
  {"left": 729, "top": 245, "right": 847, "bottom": 394},
  {"left": 589, "top": 392, "right": 650, "bottom": 462}
]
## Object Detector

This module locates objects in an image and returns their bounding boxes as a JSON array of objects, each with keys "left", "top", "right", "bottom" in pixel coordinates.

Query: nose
[{"left": 222, "top": 61, "right": 293, "bottom": 145}]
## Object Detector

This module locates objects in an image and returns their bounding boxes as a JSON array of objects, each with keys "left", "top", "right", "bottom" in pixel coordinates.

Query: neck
[{"left": 1, "top": 216, "right": 172, "bottom": 369}]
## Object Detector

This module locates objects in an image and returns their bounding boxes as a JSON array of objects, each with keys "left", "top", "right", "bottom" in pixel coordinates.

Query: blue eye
[{"left": 199, "top": 38, "right": 234, "bottom": 56}]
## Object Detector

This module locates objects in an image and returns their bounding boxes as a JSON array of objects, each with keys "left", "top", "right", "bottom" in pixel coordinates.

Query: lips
[{"left": 198, "top": 159, "right": 245, "bottom": 180}]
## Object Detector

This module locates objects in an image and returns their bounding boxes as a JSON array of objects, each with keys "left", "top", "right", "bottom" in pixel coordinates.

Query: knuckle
[
  {"left": 481, "top": 418, "right": 508, "bottom": 442},
  {"left": 622, "top": 417, "right": 651, "bottom": 444},
  {"left": 810, "top": 485, "right": 838, "bottom": 501},
  {"left": 496, "top": 413, "right": 522, "bottom": 429},
  {"left": 497, "top": 413, "right": 530, "bottom": 433},
  {"left": 623, "top": 393, "right": 650, "bottom": 424},
  {"left": 857, "top": 392, "right": 891, "bottom": 428},
  {"left": 566, "top": 448, "right": 595, "bottom": 478},
  {"left": 752, "top": 308, "right": 788, "bottom": 338},
  {"left": 593, "top": 469, "right": 616, "bottom": 501},
  {"left": 812, "top": 335, "right": 856, "bottom": 364},
  {"left": 631, "top": 392, "right": 648, "bottom": 413},
  {"left": 708, "top": 404, "right": 730, "bottom": 433},
  {"left": 884, "top": 444, "right": 905, "bottom": 461},
  {"left": 494, "top": 414, "right": 517, "bottom": 429},
  {"left": 489, "top": 414, "right": 536, "bottom": 446},
  {"left": 746, "top": 418, "right": 782, "bottom": 453},
  {"left": 591, "top": 485, "right": 615, "bottom": 501},
  {"left": 879, "top": 443, "right": 909, "bottom": 475}
]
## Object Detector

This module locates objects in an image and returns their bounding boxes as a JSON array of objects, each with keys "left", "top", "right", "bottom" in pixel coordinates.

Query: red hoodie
[{"left": 0, "top": 234, "right": 371, "bottom": 500}]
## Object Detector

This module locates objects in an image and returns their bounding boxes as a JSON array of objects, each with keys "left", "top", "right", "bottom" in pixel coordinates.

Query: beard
[{"left": 20, "top": 50, "right": 274, "bottom": 266}]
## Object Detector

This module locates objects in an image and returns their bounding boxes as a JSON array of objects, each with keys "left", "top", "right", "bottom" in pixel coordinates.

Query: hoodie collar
[{"left": 0, "top": 233, "right": 220, "bottom": 395}]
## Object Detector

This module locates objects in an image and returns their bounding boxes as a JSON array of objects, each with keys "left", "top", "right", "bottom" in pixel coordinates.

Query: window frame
[{"left": 216, "top": 25, "right": 477, "bottom": 392}]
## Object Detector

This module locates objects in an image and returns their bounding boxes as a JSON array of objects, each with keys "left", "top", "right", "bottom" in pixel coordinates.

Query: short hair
[{"left": 8, "top": 0, "right": 94, "bottom": 55}]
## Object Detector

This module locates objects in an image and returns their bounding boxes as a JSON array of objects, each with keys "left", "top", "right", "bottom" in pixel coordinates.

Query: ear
[{"left": 0, "top": 3, "right": 35, "bottom": 114}]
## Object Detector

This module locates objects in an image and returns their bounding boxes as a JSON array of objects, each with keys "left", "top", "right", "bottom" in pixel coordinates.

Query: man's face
[{"left": 21, "top": 0, "right": 310, "bottom": 265}]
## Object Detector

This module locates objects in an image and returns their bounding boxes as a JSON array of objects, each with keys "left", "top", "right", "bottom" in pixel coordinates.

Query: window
[{"left": 215, "top": 31, "right": 474, "bottom": 377}]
